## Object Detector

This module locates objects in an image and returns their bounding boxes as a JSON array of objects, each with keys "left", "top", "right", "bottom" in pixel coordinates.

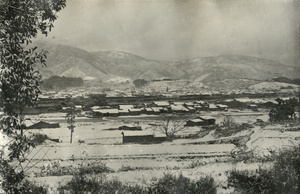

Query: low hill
[
  {"left": 32, "top": 41, "right": 300, "bottom": 83},
  {"left": 173, "top": 55, "right": 300, "bottom": 82}
]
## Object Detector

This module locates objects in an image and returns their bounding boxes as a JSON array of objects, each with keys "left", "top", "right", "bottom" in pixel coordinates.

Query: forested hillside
[{"left": 41, "top": 76, "right": 83, "bottom": 90}]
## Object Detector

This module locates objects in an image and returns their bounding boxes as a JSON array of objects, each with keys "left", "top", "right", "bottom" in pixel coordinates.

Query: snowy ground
[{"left": 2, "top": 110, "right": 300, "bottom": 193}]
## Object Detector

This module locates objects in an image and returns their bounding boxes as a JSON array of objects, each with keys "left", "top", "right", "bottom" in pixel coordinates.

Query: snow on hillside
[
  {"left": 107, "top": 76, "right": 131, "bottom": 83},
  {"left": 249, "top": 81, "right": 299, "bottom": 92}
]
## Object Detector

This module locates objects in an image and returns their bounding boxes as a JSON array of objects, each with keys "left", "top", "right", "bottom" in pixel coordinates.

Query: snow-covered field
[{"left": 3, "top": 110, "right": 300, "bottom": 193}]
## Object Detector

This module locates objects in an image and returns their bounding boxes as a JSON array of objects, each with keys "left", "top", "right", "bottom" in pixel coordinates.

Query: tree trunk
[{"left": 70, "top": 128, "right": 73, "bottom": 143}]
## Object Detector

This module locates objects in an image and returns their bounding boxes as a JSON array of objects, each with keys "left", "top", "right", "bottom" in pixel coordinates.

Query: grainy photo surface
[{"left": 0, "top": 0, "right": 299, "bottom": 193}]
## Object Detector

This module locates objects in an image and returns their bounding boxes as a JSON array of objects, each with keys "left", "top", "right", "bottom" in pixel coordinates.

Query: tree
[
  {"left": 133, "top": 79, "right": 148, "bottom": 88},
  {"left": 65, "top": 97, "right": 76, "bottom": 143},
  {"left": 269, "top": 98, "right": 298, "bottom": 122},
  {"left": 154, "top": 113, "right": 187, "bottom": 139},
  {"left": 0, "top": 1, "right": 66, "bottom": 192}
]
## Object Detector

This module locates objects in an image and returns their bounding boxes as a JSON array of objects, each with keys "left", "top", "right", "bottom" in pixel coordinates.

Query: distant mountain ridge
[{"left": 33, "top": 41, "right": 300, "bottom": 82}]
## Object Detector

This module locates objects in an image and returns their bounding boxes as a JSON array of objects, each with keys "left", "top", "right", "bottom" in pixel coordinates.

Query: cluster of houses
[{"left": 90, "top": 101, "right": 228, "bottom": 118}]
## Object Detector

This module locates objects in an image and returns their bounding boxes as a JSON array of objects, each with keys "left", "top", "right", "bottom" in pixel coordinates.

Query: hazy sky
[{"left": 37, "top": 0, "right": 299, "bottom": 66}]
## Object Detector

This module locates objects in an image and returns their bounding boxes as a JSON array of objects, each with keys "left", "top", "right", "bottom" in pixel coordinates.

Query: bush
[
  {"left": 41, "top": 162, "right": 113, "bottom": 177},
  {"left": 31, "top": 133, "right": 48, "bottom": 145},
  {"left": 59, "top": 172, "right": 217, "bottom": 194},
  {"left": 229, "top": 146, "right": 300, "bottom": 194},
  {"left": 149, "top": 173, "right": 217, "bottom": 194},
  {"left": 214, "top": 116, "right": 254, "bottom": 137},
  {"left": 59, "top": 173, "right": 146, "bottom": 194},
  {"left": 228, "top": 170, "right": 277, "bottom": 194}
]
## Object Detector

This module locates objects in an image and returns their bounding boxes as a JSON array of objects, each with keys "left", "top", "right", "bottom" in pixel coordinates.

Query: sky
[{"left": 37, "top": 0, "right": 300, "bottom": 66}]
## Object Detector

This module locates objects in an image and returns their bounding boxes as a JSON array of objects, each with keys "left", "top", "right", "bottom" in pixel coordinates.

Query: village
[
  {"left": 14, "top": 92, "right": 300, "bottom": 193},
  {"left": 1, "top": 76, "right": 299, "bottom": 193},
  {"left": 1, "top": 0, "right": 300, "bottom": 193}
]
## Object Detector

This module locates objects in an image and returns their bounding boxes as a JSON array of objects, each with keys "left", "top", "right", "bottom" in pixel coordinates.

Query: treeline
[
  {"left": 272, "top": 77, "right": 300, "bottom": 85},
  {"left": 41, "top": 76, "right": 83, "bottom": 90}
]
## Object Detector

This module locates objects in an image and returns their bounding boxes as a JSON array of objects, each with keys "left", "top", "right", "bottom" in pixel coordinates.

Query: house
[
  {"left": 92, "top": 109, "right": 119, "bottom": 117},
  {"left": 186, "top": 116, "right": 215, "bottom": 126},
  {"left": 209, "top": 104, "right": 218, "bottom": 111},
  {"left": 185, "top": 118, "right": 205, "bottom": 126},
  {"left": 118, "top": 125, "right": 142, "bottom": 131},
  {"left": 151, "top": 107, "right": 161, "bottom": 114},
  {"left": 199, "top": 116, "right": 216, "bottom": 125},
  {"left": 248, "top": 104, "right": 258, "bottom": 111},
  {"left": 170, "top": 105, "right": 189, "bottom": 113},
  {"left": 184, "top": 102, "right": 194, "bottom": 106},
  {"left": 144, "top": 108, "right": 154, "bottom": 114},
  {"left": 118, "top": 109, "right": 130, "bottom": 116},
  {"left": 128, "top": 108, "right": 142, "bottom": 115},
  {"left": 187, "top": 106, "right": 196, "bottom": 113},
  {"left": 151, "top": 107, "right": 168, "bottom": 114},
  {"left": 151, "top": 101, "right": 170, "bottom": 107},
  {"left": 119, "top": 105, "right": 134, "bottom": 110},
  {"left": 26, "top": 121, "right": 60, "bottom": 129},
  {"left": 216, "top": 104, "right": 228, "bottom": 111},
  {"left": 121, "top": 131, "right": 166, "bottom": 144}
]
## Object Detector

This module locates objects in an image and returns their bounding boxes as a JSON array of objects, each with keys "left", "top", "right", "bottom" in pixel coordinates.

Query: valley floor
[{"left": 3, "top": 110, "right": 300, "bottom": 193}]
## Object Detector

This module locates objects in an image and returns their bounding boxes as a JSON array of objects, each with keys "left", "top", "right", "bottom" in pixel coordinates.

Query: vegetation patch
[
  {"left": 149, "top": 173, "right": 217, "bottom": 194},
  {"left": 213, "top": 116, "right": 254, "bottom": 138},
  {"left": 118, "top": 165, "right": 153, "bottom": 172},
  {"left": 229, "top": 145, "right": 300, "bottom": 194},
  {"left": 59, "top": 172, "right": 217, "bottom": 194},
  {"left": 59, "top": 173, "right": 147, "bottom": 194},
  {"left": 41, "top": 76, "right": 84, "bottom": 90},
  {"left": 40, "top": 162, "right": 113, "bottom": 177},
  {"left": 30, "top": 133, "right": 59, "bottom": 145}
]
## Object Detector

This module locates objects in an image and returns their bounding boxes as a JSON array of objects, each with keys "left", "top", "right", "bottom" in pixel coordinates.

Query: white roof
[
  {"left": 119, "top": 109, "right": 129, "bottom": 113},
  {"left": 185, "top": 102, "right": 194, "bottom": 106},
  {"left": 195, "top": 101, "right": 206, "bottom": 104},
  {"left": 217, "top": 104, "right": 228, "bottom": 108},
  {"left": 119, "top": 105, "right": 134, "bottom": 110},
  {"left": 145, "top": 108, "right": 154, "bottom": 111},
  {"left": 173, "top": 102, "right": 184, "bottom": 105},
  {"left": 187, "top": 106, "right": 195, "bottom": 110},
  {"left": 129, "top": 108, "right": 141, "bottom": 112},
  {"left": 170, "top": 105, "right": 189, "bottom": 111},
  {"left": 91, "top": 106, "right": 100, "bottom": 110},
  {"left": 190, "top": 119, "right": 203, "bottom": 123},
  {"left": 151, "top": 107, "right": 161, "bottom": 112},
  {"left": 93, "top": 109, "right": 119, "bottom": 114},
  {"left": 209, "top": 104, "right": 218, "bottom": 109},
  {"left": 235, "top": 98, "right": 252, "bottom": 103},
  {"left": 153, "top": 101, "right": 169, "bottom": 106}
]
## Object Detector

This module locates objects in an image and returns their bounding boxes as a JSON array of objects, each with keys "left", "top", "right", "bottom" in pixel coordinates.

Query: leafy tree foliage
[
  {"left": 87, "top": 94, "right": 108, "bottom": 106},
  {"left": 0, "top": 0, "right": 66, "bottom": 192},
  {"left": 41, "top": 75, "right": 84, "bottom": 90},
  {"left": 149, "top": 173, "right": 217, "bottom": 194},
  {"left": 229, "top": 146, "right": 300, "bottom": 194},
  {"left": 133, "top": 79, "right": 148, "bottom": 88},
  {"left": 269, "top": 98, "right": 298, "bottom": 122}
]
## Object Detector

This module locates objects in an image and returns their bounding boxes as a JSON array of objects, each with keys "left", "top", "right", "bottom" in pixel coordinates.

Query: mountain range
[{"left": 33, "top": 41, "right": 300, "bottom": 83}]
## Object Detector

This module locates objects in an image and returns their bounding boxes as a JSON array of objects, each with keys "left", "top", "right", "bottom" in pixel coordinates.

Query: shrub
[
  {"left": 149, "top": 173, "right": 217, "bottom": 194},
  {"left": 59, "top": 172, "right": 217, "bottom": 194},
  {"left": 229, "top": 146, "right": 300, "bottom": 194},
  {"left": 30, "top": 133, "right": 48, "bottom": 145},
  {"left": 41, "top": 162, "right": 113, "bottom": 177},
  {"left": 228, "top": 170, "right": 277, "bottom": 194},
  {"left": 214, "top": 116, "right": 254, "bottom": 138},
  {"left": 59, "top": 173, "right": 146, "bottom": 194}
]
